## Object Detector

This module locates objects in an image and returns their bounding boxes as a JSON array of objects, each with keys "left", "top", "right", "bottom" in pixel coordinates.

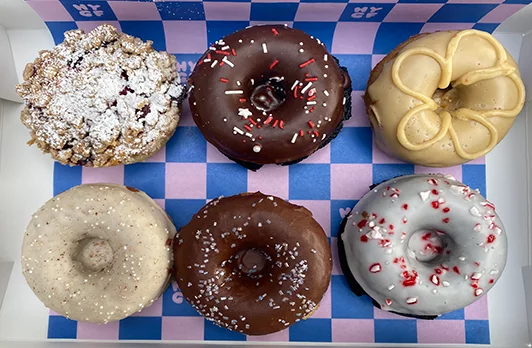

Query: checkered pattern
[{"left": 26, "top": 0, "right": 528, "bottom": 343}]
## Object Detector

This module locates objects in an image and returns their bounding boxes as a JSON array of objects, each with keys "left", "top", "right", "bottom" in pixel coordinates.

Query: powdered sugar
[{"left": 16, "top": 24, "right": 186, "bottom": 167}]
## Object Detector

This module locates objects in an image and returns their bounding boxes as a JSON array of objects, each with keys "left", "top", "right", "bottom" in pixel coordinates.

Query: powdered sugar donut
[
  {"left": 21, "top": 184, "right": 176, "bottom": 323},
  {"left": 340, "top": 174, "right": 507, "bottom": 316}
]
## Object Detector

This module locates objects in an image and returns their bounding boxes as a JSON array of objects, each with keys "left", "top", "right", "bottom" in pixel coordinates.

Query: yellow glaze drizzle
[{"left": 391, "top": 30, "right": 525, "bottom": 160}]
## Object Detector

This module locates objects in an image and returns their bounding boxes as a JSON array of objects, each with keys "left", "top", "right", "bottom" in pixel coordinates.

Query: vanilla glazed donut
[
  {"left": 189, "top": 25, "right": 352, "bottom": 170},
  {"left": 365, "top": 30, "right": 525, "bottom": 167},
  {"left": 21, "top": 184, "right": 176, "bottom": 323},
  {"left": 174, "top": 192, "right": 332, "bottom": 335},
  {"left": 340, "top": 174, "right": 507, "bottom": 317}
]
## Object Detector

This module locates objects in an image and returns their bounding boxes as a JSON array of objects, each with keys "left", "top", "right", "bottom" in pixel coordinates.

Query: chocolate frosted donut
[
  {"left": 189, "top": 25, "right": 351, "bottom": 170},
  {"left": 174, "top": 192, "right": 332, "bottom": 335}
]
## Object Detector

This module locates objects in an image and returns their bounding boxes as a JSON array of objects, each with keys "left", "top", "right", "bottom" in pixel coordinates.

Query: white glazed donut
[
  {"left": 21, "top": 184, "right": 176, "bottom": 323},
  {"left": 341, "top": 174, "right": 507, "bottom": 316}
]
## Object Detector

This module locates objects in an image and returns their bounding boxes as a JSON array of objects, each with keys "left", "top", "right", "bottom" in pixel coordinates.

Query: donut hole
[
  {"left": 250, "top": 78, "right": 286, "bottom": 113},
  {"left": 73, "top": 237, "right": 114, "bottom": 272},
  {"left": 432, "top": 85, "right": 460, "bottom": 113},
  {"left": 407, "top": 229, "right": 450, "bottom": 264},
  {"left": 234, "top": 248, "right": 270, "bottom": 278}
]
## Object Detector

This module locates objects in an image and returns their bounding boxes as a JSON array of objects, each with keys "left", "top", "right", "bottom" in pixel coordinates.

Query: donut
[
  {"left": 21, "top": 184, "right": 176, "bottom": 323},
  {"left": 174, "top": 192, "right": 332, "bottom": 335},
  {"left": 339, "top": 174, "right": 507, "bottom": 317},
  {"left": 189, "top": 25, "right": 352, "bottom": 170},
  {"left": 365, "top": 30, "right": 525, "bottom": 167},
  {"left": 16, "top": 24, "right": 186, "bottom": 167}
]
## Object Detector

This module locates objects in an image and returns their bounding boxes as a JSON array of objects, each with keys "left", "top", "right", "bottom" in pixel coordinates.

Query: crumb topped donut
[
  {"left": 189, "top": 25, "right": 351, "bottom": 169},
  {"left": 16, "top": 24, "right": 186, "bottom": 167},
  {"left": 365, "top": 30, "right": 525, "bottom": 167},
  {"left": 340, "top": 174, "right": 507, "bottom": 317},
  {"left": 174, "top": 192, "right": 332, "bottom": 335},
  {"left": 21, "top": 184, "right": 176, "bottom": 323}
]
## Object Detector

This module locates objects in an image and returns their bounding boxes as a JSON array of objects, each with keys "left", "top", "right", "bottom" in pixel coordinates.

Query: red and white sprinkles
[
  {"left": 342, "top": 174, "right": 507, "bottom": 316},
  {"left": 190, "top": 25, "right": 347, "bottom": 159}
]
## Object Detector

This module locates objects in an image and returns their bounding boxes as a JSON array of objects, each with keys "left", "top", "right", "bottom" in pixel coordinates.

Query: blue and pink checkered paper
[{"left": 27, "top": 0, "right": 531, "bottom": 344}]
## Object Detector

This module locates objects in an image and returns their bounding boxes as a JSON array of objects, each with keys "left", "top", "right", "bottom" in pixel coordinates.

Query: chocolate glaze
[
  {"left": 189, "top": 25, "right": 351, "bottom": 165},
  {"left": 173, "top": 192, "right": 332, "bottom": 335}
]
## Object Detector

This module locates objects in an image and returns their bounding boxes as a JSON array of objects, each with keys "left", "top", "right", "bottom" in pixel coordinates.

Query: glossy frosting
[
  {"left": 21, "top": 184, "right": 176, "bottom": 323},
  {"left": 189, "top": 25, "right": 350, "bottom": 165},
  {"left": 341, "top": 174, "right": 507, "bottom": 316},
  {"left": 366, "top": 30, "right": 525, "bottom": 167},
  {"left": 174, "top": 192, "right": 332, "bottom": 335}
]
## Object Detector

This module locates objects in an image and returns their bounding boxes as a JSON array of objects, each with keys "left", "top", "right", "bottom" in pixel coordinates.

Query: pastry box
[{"left": 0, "top": 0, "right": 531, "bottom": 346}]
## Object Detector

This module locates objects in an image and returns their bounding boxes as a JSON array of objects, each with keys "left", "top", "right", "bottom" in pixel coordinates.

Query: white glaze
[
  {"left": 21, "top": 184, "right": 176, "bottom": 323},
  {"left": 341, "top": 174, "right": 507, "bottom": 316}
]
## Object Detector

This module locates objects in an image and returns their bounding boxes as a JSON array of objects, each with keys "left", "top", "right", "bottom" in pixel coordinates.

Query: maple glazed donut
[
  {"left": 365, "top": 30, "right": 525, "bottom": 167},
  {"left": 189, "top": 25, "right": 352, "bottom": 170},
  {"left": 174, "top": 192, "right": 332, "bottom": 335},
  {"left": 340, "top": 174, "right": 507, "bottom": 317},
  {"left": 21, "top": 184, "right": 176, "bottom": 323}
]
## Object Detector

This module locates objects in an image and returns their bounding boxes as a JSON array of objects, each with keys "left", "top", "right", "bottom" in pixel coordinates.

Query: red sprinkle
[
  {"left": 307, "top": 95, "right": 316, "bottom": 101},
  {"left": 474, "top": 262, "right": 480, "bottom": 267},
  {"left": 389, "top": 224, "right": 394, "bottom": 230},
  {"left": 402, "top": 203, "right": 408, "bottom": 210},
  {"left": 299, "top": 129, "right": 304, "bottom": 137},
  {"left": 299, "top": 58, "right": 315, "bottom": 68},
  {"left": 442, "top": 207, "right": 450, "bottom": 213},
  {"left": 489, "top": 279, "right": 494, "bottom": 284},
  {"left": 379, "top": 218, "right": 386, "bottom": 224},
  {"left": 487, "top": 234, "right": 496, "bottom": 243},
  {"left": 219, "top": 78, "right": 229, "bottom": 83},
  {"left": 219, "top": 60, "right": 225, "bottom": 66},
  {"left": 431, "top": 201, "right": 440, "bottom": 209},
  {"left": 232, "top": 48, "right": 237, "bottom": 56},
  {"left": 402, "top": 270, "right": 418, "bottom": 287},
  {"left": 360, "top": 235, "right": 368, "bottom": 242},
  {"left": 263, "top": 116, "right": 273, "bottom": 125},
  {"left": 313, "top": 131, "right": 319, "bottom": 137},
  {"left": 305, "top": 77, "right": 318, "bottom": 82},
  {"left": 442, "top": 217, "right": 450, "bottom": 223},
  {"left": 385, "top": 299, "right": 392, "bottom": 306},
  {"left": 272, "top": 28, "right": 279, "bottom": 35},
  {"left": 272, "top": 120, "right": 279, "bottom": 128},
  {"left": 307, "top": 120, "right": 315, "bottom": 128},
  {"left": 453, "top": 266, "right": 461, "bottom": 274},
  {"left": 422, "top": 232, "right": 432, "bottom": 240},
  {"left": 244, "top": 125, "right": 252, "bottom": 132},
  {"left": 269, "top": 59, "right": 279, "bottom": 70},
  {"left": 430, "top": 274, "right": 440, "bottom": 286},
  {"left": 248, "top": 118, "right": 257, "bottom": 125},
  {"left": 435, "top": 268, "right": 443, "bottom": 275},
  {"left": 293, "top": 85, "right": 300, "bottom": 98},
  {"left": 357, "top": 219, "right": 368, "bottom": 229},
  {"left": 258, "top": 136, "right": 263, "bottom": 140},
  {"left": 215, "top": 50, "right": 230, "bottom": 56},
  {"left": 431, "top": 189, "right": 439, "bottom": 195},
  {"left": 239, "top": 98, "right": 246, "bottom": 103},
  {"left": 279, "top": 120, "right": 284, "bottom": 129},
  {"left": 440, "top": 264, "right": 449, "bottom": 270}
]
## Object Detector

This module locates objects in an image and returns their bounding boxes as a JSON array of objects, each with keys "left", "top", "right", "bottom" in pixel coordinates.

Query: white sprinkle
[
  {"left": 221, "top": 45, "right": 230, "bottom": 50},
  {"left": 458, "top": 256, "right": 466, "bottom": 261},
  {"left": 321, "top": 134, "right": 327, "bottom": 140},
  {"left": 489, "top": 269, "right": 499, "bottom": 275},
  {"left": 299, "top": 49, "right": 304, "bottom": 53},
  {"left": 233, "top": 127, "right": 244, "bottom": 135},
  {"left": 301, "top": 82, "right": 313, "bottom": 95},
  {"left": 471, "top": 272, "right": 482, "bottom": 280},
  {"left": 406, "top": 297, "right": 417, "bottom": 304},
  {"left": 236, "top": 81, "right": 241, "bottom": 86},
  {"left": 250, "top": 40, "right": 254, "bottom": 43},
  {"left": 323, "top": 74, "right": 328, "bottom": 78},
  {"left": 475, "top": 288, "right": 484, "bottom": 296},
  {"left": 238, "top": 39, "right": 243, "bottom": 43},
  {"left": 299, "top": 42, "right": 304, "bottom": 46},
  {"left": 223, "top": 57, "right": 234, "bottom": 67},
  {"left": 442, "top": 281, "right": 450, "bottom": 287},
  {"left": 324, "top": 54, "right": 328, "bottom": 61},
  {"left": 387, "top": 284, "right": 395, "bottom": 291},
  {"left": 223, "top": 118, "right": 227, "bottom": 122},
  {"left": 343, "top": 97, "right": 346, "bottom": 105},
  {"left": 307, "top": 101, "right": 317, "bottom": 105},
  {"left": 432, "top": 289, "right": 438, "bottom": 294},
  {"left": 203, "top": 58, "right": 211, "bottom": 63},
  {"left": 419, "top": 190, "right": 431, "bottom": 201},
  {"left": 469, "top": 206, "right": 481, "bottom": 216},
  {"left": 322, "top": 103, "right": 327, "bottom": 107},
  {"left": 474, "top": 223, "right": 482, "bottom": 232},
  {"left": 245, "top": 132, "right": 253, "bottom": 138},
  {"left": 291, "top": 133, "right": 298, "bottom": 144},
  {"left": 225, "top": 90, "right": 243, "bottom": 95},
  {"left": 291, "top": 80, "right": 300, "bottom": 91},
  {"left": 262, "top": 43, "right": 268, "bottom": 53},
  {"left": 251, "top": 79, "right": 255, "bottom": 85},
  {"left": 209, "top": 47, "right": 216, "bottom": 51},
  {"left": 211, "top": 60, "right": 218, "bottom": 68},
  {"left": 253, "top": 145, "right": 261, "bottom": 153}
]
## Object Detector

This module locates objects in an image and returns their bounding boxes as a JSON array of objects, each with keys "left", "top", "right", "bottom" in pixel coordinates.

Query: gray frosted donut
[
  {"left": 341, "top": 174, "right": 507, "bottom": 316},
  {"left": 21, "top": 184, "right": 176, "bottom": 323}
]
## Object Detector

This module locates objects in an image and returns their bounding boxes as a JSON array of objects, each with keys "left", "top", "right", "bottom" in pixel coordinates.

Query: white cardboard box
[{"left": 1, "top": 1, "right": 531, "bottom": 346}]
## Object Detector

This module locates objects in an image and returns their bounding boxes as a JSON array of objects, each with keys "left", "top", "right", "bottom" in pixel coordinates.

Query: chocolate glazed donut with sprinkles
[
  {"left": 173, "top": 192, "right": 332, "bottom": 335},
  {"left": 189, "top": 25, "right": 352, "bottom": 170},
  {"left": 339, "top": 174, "right": 507, "bottom": 318}
]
